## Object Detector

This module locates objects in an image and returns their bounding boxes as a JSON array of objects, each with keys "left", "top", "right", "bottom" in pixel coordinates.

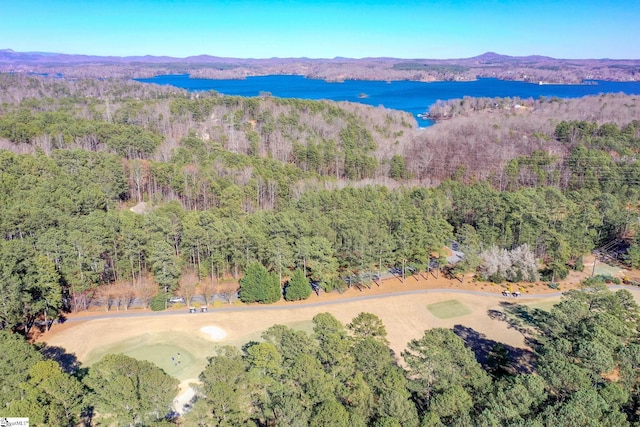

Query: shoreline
[{"left": 141, "top": 72, "right": 637, "bottom": 85}]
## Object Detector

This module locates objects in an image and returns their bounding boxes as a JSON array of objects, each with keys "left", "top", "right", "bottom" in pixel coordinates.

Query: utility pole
[{"left": 402, "top": 258, "right": 406, "bottom": 283}]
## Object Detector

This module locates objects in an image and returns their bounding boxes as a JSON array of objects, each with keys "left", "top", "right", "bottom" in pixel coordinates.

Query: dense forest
[
  {"left": 0, "top": 73, "right": 640, "bottom": 331},
  {"left": 1, "top": 73, "right": 640, "bottom": 424},
  {"left": 3, "top": 283, "right": 640, "bottom": 426}
]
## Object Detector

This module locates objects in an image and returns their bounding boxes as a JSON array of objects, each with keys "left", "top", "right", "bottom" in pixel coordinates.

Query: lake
[{"left": 136, "top": 74, "right": 640, "bottom": 126}]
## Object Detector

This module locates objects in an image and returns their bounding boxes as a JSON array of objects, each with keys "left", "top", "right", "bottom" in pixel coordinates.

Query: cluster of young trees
[
  {"left": 4, "top": 284, "right": 640, "bottom": 425},
  {"left": 238, "top": 263, "right": 312, "bottom": 303},
  {"left": 477, "top": 244, "right": 539, "bottom": 283}
]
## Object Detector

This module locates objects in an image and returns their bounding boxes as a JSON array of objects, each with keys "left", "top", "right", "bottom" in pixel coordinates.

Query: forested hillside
[
  {"left": 408, "top": 94, "right": 640, "bottom": 183},
  {"left": 1, "top": 73, "right": 640, "bottom": 333},
  {"left": 2, "top": 72, "right": 640, "bottom": 425}
]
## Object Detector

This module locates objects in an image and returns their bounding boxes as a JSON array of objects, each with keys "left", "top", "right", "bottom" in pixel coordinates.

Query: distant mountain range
[
  {"left": 1, "top": 49, "right": 638, "bottom": 83},
  {"left": 0, "top": 48, "right": 632, "bottom": 64}
]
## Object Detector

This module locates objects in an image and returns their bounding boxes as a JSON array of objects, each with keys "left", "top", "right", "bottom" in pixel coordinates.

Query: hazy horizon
[
  {"left": 2, "top": 1, "right": 639, "bottom": 60},
  {"left": 4, "top": 48, "right": 621, "bottom": 61}
]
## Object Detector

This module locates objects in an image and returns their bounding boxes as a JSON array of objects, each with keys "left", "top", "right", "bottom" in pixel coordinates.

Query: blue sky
[{"left": 1, "top": 0, "right": 638, "bottom": 59}]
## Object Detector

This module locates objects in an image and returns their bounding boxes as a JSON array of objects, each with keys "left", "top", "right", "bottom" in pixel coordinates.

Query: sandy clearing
[
  {"left": 173, "top": 379, "right": 197, "bottom": 415},
  {"left": 200, "top": 325, "right": 228, "bottom": 341}
]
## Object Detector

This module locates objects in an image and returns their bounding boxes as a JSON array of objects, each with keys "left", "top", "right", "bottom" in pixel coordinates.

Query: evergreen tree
[
  {"left": 187, "top": 346, "right": 253, "bottom": 427},
  {"left": 84, "top": 353, "right": 178, "bottom": 426},
  {"left": 239, "top": 262, "right": 281, "bottom": 304},
  {"left": 0, "top": 331, "right": 44, "bottom": 405},
  {"left": 284, "top": 268, "right": 311, "bottom": 301},
  {"left": 7, "top": 360, "right": 86, "bottom": 426}
]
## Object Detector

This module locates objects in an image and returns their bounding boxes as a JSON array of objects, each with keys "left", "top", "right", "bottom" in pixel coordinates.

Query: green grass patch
[
  {"left": 85, "top": 331, "right": 216, "bottom": 381},
  {"left": 83, "top": 320, "right": 315, "bottom": 381},
  {"left": 221, "top": 320, "right": 314, "bottom": 349},
  {"left": 283, "top": 320, "right": 314, "bottom": 335},
  {"left": 426, "top": 300, "right": 472, "bottom": 319},
  {"left": 594, "top": 263, "right": 623, "bottom": 277},
  {"left": 525, "top": 300, "right": 559, "bottom": 312}
]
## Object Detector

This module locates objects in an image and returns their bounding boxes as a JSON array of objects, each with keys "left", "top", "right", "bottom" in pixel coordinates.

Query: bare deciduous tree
[{"left": 136, "top": 277, "right": 158, "bottom": 309}]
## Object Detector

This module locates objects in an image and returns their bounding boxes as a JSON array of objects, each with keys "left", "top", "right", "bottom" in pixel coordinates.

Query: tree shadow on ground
[
  {"left": 496, "top": 301, "right": 550, "bottom": 348},
  {"left": 40, "top": 345, "right": 81, "bottom": 374},
  {"left": 499, "top": 301, "right": 547, "bottom": 327},
  {"left": 456, "top": 300, "right": 558, "bottom": 374},
  {"left": 453, "top": 324, "right": 537, "bottom": 374}
]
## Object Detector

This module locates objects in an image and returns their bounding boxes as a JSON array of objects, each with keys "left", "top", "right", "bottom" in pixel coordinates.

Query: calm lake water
[{"left": 136, "top": 74, "right": 640, "bottom": 126}]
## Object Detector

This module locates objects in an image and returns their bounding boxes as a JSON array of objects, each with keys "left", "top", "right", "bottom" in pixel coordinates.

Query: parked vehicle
[{"left": 502, "top": 291, "right": 520, "bottom": 297}]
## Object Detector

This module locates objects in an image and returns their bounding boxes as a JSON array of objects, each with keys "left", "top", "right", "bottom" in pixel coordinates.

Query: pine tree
[
  {"left": 239, "top": 262, "right": 281, "bottom": 304},
  {"left": 284, "top": 268, "right": 311, "bottom": 301}
]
